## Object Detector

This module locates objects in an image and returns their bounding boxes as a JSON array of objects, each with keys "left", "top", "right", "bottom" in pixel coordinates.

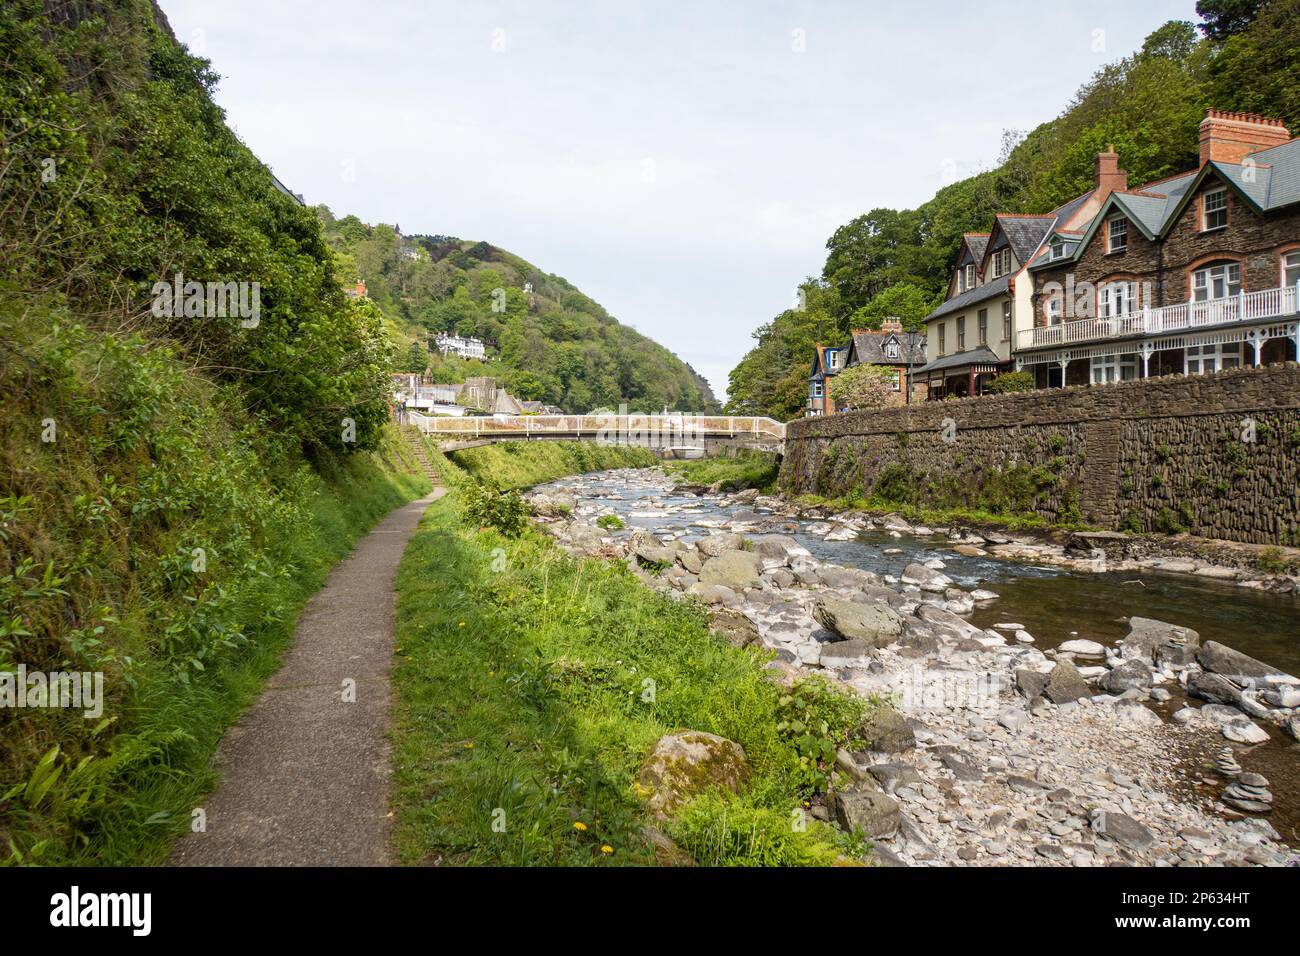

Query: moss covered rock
[{"left": 635, "top": 731, "right": 751, "bottom": 819}]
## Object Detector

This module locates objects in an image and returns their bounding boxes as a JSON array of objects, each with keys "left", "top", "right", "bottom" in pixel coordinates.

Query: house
[
  {"left": 806, "top": 342, "right": 849, "bottom": 416},
  {"left": 433, "top": 332, "right": 487, "bottom": 361},
  {"left": 1020, "top": 110, "right": 1300, "bottom": 386},
  {"left": 915, "top": 185, "right": 1099, "bottom": 398},
  {"left": 343, "top": 279, "right": 367, "bottom": 298},
  {"left": 841, "top": 320, "right": 928, "bottom": 406}
]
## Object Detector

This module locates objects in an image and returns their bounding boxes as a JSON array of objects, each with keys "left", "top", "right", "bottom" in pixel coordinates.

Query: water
[{"left": 555, "top": 471, "right": 1300, "bottom": 844}]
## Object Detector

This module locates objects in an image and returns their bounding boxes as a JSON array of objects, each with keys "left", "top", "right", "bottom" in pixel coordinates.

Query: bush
[
  {"left": 460, "top": 480, "right": 530, "bottom": 537},
  {"left": 596, "top": 514, "right": 625, "bottom": 530},
  {"left": 985, "top": 371, "right": 1035, "bottom": 394}
]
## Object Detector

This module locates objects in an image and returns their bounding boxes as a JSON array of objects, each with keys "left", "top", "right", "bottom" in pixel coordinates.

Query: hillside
[
  {"left": 726, "top": 0, "right": 1300, "bottom": 419},
  {"left": 0, "top": 0, "right": 424, "bottom": 862},
  {"left": 318, "top": 210, "right": 720, "bottom": 413}
]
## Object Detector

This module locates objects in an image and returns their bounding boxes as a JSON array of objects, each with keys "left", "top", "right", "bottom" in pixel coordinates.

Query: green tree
[{"left": 828, "top": 364, "right": 898, "bottom": 411}]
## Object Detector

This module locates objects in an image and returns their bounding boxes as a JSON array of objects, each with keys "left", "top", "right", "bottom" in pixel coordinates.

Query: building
[
  {"left": 343, "top": 279, "right": 367, "bottom": 298},
  {"left": 1020, "top": 110, "right": 1300, "bottom": 386},
  {"left": 806, "top": 342, "right": 849, "bottom": 416},
  {"left": 433, "top": 332, "right": 487, "bottom": 361},
  {"left": 841, "top": 320, "right": 928, "bottom": 406}
]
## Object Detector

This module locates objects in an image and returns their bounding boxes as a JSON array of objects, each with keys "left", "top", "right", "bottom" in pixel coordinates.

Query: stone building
[{"left": 1021, "top": 110, "right": 1300, "bottom": 387}]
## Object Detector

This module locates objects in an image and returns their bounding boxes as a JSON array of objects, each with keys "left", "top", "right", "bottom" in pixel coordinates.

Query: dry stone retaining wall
[{"left": 780, "top": 363, "right": 1300, "bottom": 546}]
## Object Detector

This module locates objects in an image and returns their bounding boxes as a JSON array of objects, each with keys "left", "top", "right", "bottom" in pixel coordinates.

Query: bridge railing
[{"left": 407, "top": 412, "right": 786, "bottom": 441}]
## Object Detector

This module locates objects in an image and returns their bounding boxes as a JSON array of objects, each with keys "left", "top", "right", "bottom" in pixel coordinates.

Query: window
[
  {"left": 812, "top": 382, "right": 823, "bottom": 397},
  {"left": 1185, "top": 342, "right": 1243, "bottom": 375},
  {"left": 890, "top": 371, "right": 901, "bottom": 392},
  {"left": 957, "top": 316, "right": 966, "bottom": 350},
  {"left": 938, "top": 324, "right": 946, "bottom": 354},
  {"left": 1091, "top": 355, "right": 1138, "bottom": 384},
  {"left": 1001, "top": 248, "right": 1013, "bottom": 275},
  {"left": 989, "top": 248, "right": 1012, "bottom": 278},
  {"left": 1192, "top": 261, "right": 1241, "bottom": 301},
  {"left": 964, "top": 264, "right": 976, "bottom": 291},
  {"left": 1282, "top": 250, "right": 1300, "bottom": 288},
  {"left": 1048, "top": 237, "right": 1066, "bottom": 261},
  {"left": 1099, "top": 281, "right": 1137, "bottom": 318},
  {"left": 884, "top": 339, "right": 900, "bottom": 359},
  {"left": 1045, "top": 294, "right": 1062, "bottom": 325},
  {"left": 977, "top": 308, "right": 988, "bottom": 346},
  {"left": 1107, "top": 217, "right": 1128, "bottom": 253},
  {"left": 1002, "top": 300, "right": 1012, "bottom": 340},
  {"left": 1202, "top": 187, "right": 1228, "bottom": 231}
]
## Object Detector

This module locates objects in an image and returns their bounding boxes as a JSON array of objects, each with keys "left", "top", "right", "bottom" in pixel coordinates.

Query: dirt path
[{"left": 169, "top": 489, "right": 443, "bottom": 866}]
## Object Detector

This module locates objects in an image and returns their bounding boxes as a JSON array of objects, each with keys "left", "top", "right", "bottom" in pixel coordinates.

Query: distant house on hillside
[
  {"left": 433, "top": 332, "right": 487, "bottom": 361},
  {"left": 343, "top": 279, "right": 367, "bottom": 298}
]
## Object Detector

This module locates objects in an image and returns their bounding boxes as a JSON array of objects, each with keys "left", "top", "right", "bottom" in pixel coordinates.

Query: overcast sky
[{"left": 160, "top": 0, "right": 1198, "bottom": 400}]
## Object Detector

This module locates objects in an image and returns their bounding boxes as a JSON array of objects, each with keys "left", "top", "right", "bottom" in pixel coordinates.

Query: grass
[
  {"left": 390, "top": 444, "right": 870, "bottom": 866},
  {"left": 1, "top": 307, "right": 429, "bottom": 865},
  {"left": 435, "top": 440, "right": 657, "bottom": 491},
  {"left": 663, "top": 450, "right": 781, "bottom": 493}
]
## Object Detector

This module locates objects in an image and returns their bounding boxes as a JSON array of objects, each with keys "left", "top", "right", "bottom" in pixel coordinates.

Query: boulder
[
  {"left": 697, "top": 532, "right": 746, "bottom": 557},
  {"left": 698, "top": 550, "right": 763, "bottom": 590},
  {"left": 818, "top": 639, "right": 877, "bottom": 667},
  {"left": 1222, "top": 719, "right": 1270, "bottom": 744},
  {"left": 1186, "top": 671, "right": 1243, "bottom": 706},
  {"left": 676, "top": 548, "right": 703, "bottom": 575},
  {"left": 1091, "top": 810, "right": 1155, "bottom": 852},
  {"left": 567, "top": 523, "right": 605, "bottom": 552},
  {"left": 855, "top": 705, "right": 915, "bottom": 754},
  {"left": 751, "top": 534, "right": 811, "bottom": 570},
  {"left": 1119, "top": 617, "right": 1200, "bottom": 662},
  {"left": 709, "top": 610, "right": 760, "bottom": 648},
  {"left": 1196, "top": 641, "right": 1293, "bottom": 684},
  {"left": 729, "top": 487, "right": 760, "bottom": 505},
  {"left": 813, "top": 598, "right": 905, "bottom": 648},
  {"left": 686, "top": 583, "right": 736, "bottom": 605},
  {"left": 634, "top": 542, "right": 679, "bottom": 567},
  {"left": 833, "top": 788, "right": 900, "bottom": 839},
  {"left": 1098, "top": 659, "right": 1152, "bottom": 694},
  {"left": 900, "top": 562, "right": 953, "bottom": 592},
  {"left": 1043, "top": 661, "right": 1091, "bottom": 704},
  {"left": 819, "top": 565, "right": 881, "bottom": 590},
  {"left": 1015, "top": 668, "right": 1049, "bottom": 701},
  {"left": 635, "top": 731, "right": 750, "bottom": 818}
]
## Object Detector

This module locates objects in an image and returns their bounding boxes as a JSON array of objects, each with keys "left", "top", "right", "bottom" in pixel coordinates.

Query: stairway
[{"left": 404, "top": 427, "right": 441, "bottom": 484}]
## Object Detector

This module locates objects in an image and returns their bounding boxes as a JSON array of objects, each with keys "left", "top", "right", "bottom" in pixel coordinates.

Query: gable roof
[
  {"left": 993, "top": 214, "right": 1057, "bottom": 264},
  {"left": 847, "top": 328, "right": 927, "bottom": 366},
  {"left": 962, "top": 233, "right": 990, "bottom": 264},
  {"left": 927, "top": 273, "right": 1011, "bottom": 321}
]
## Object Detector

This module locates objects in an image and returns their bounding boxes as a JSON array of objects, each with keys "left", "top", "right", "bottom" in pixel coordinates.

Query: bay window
[{"left": 1192, "top": 261, "right": 1241, "bottom": 301}]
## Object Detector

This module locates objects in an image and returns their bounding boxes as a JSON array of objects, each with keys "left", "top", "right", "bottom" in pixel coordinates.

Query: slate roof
[
  {"left": 963, "top": 233, "right": 990, "bottom": 263},
  {"left": 914, "top": 346, "right": 1002, "bottom": 375},
  {"left": 848, "top": 329, "right": 927, "bottom": 366},
  {"left": 995, "top": 214, "right": 1057, "bottom": 263},
  {"left": 926, "top": 274, "right": 1011, "bottom": 321}
]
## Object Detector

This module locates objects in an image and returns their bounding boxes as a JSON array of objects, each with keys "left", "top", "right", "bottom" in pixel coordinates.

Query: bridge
[{"left": 405, "top": 411, "right": 787, "bottom": 456}]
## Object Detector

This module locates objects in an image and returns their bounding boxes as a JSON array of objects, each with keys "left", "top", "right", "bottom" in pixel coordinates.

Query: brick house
[
  {"left": 1020, "top": 110, "right": 1300, "bottom": 386},
  {"left": 806, "top": 342, "right": 848, "bottom": 416},
  {"left": 841, "top": 320, "right": 928, "bottom": 406}
]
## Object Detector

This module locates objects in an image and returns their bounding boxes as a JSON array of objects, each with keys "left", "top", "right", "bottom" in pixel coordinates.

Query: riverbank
[
  {"left": 533, "top": 465, "right": 1298, "bottom": 864},
  {"left": 389, "top": 441, "right": 878, "bottom": 866}
]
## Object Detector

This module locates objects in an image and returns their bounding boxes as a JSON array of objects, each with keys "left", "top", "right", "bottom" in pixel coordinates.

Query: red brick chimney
[
  {"left": 1199, "top": 110, "right": 1292, "bottom": 166},
  {"left": 880, "top": 318, "right": 903, "bottom": 333},
  {"left": 1094, "top": 146, "right": 1128, "bottom": 203}
]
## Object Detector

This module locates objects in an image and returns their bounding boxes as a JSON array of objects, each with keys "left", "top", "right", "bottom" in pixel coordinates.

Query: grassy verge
[
  {"left": 791, "top": 492, "right": 1094, "bottom": 534},
  {"left": 1, "top": 312, "right": 429, "bottom": 865},
  {"left": 662, "top": 450, "right": 780, "bottom": 493},
  {"left": 434, "top": 439, "right": 656, "bottom": 490},
  {"left": 391, "top": 445, "right": 871, "bottom": 866}
]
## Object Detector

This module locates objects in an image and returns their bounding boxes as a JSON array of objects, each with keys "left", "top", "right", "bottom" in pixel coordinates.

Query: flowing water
[{"left": 554, "top": 471, "right": 1300, "bottom": 846}]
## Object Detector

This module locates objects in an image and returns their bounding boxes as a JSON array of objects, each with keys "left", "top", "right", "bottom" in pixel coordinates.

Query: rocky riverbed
[{"left": 527, "top": 467, "right": 1299, "bottom": 867}]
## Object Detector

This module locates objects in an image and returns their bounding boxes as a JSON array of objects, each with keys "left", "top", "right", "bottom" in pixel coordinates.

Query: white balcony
[{"left": 1017, "top": 283, "right": 1300, "bottom": 351}]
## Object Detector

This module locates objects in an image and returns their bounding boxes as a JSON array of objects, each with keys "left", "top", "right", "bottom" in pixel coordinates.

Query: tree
[
  {"left": 829, "top": 364, "right": 898, "bottom": 411},
  {"left": 850, "top": 283, "right": 940, "bottom": 332},
  {"left": 1205, "top": 0, "right": 1300, "bottom": 131},
  {"left": 1196, "top": 0, "right": 1265, "bottom": 40}
]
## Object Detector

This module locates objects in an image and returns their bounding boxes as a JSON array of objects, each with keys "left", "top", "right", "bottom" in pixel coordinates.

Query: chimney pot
[
  {"left": 1094, "top": 149, "right": 1128, "bottom": 204},
  {"left": 1199, "top": 108, "right": 1292, "bottom": 165}
]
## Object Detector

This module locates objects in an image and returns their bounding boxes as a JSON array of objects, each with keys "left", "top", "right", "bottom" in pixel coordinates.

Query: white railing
[
  {"left": 407, "top": 413, "right": 787, "bottom": 441},
  {"left": 1018, "top": 282, "right": 1300, "bottom": 350}
]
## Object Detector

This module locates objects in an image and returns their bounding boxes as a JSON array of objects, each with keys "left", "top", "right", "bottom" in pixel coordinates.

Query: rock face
[
  {"left": 636, "top": 731, "right": 750, "bottom": 818},
  {"left": 855, "top": 706, "right": 915, "bottom": 754},
  {"left": 698, "top": 550, "right": 763, "bottom": 590},
  {"left": 813, "top": 598, "right": 905, "bottom": 648},
  {"left": 833, "top": 788, "right": 900, "bottom": 839},
  {"left": 1043, "top": 661, "right": 1091, "bottom": 704},
  {"left": 1098, "top": 659, "right": 1153, "bottom": 694},
  {"left": 1196, "top": 641, "right": 1292, "bottom": 683},
  {"left": 1120, "top": 617, "right": 1200, "bottom": 662}
]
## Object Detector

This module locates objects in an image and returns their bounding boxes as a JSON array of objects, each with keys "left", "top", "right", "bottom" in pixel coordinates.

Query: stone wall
[{"left": 780, "top": 363, "right": 1300, "bottom": 545}]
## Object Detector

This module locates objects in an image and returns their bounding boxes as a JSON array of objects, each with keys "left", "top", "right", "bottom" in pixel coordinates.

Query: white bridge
[{"left": 405, "top": 411, "right": 786, "bottom": 454}]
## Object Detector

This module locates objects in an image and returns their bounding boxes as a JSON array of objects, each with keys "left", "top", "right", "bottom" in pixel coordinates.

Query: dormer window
[
  {"left": 1202, "top": 187, "right": 1228, "bottom": 231},
  {"left": 964, "top": 264, "right": 976, "bottom": 291},
  {"left": 1048, "top": 237, "right": 1066, "bottom": 261},
  {"left": 1107, "top": 217, "right": 1128, "bottom": 254},
  {"left": 989, "top": 248, "right": 1012, "bottom": 278},
  {"left": 884, "top": 339, "right": 900, "bottom": 359}
]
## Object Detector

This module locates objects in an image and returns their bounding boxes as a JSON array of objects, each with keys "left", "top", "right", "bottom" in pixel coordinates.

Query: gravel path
[{"left": 169, "top": 490, "right": 442, "bottom": 866}]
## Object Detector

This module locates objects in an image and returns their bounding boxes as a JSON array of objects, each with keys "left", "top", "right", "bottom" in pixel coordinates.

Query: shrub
[
  {"left": 460, "top": 480, "right": 530, "bottom": 537},
  {"left": 596, "top": 514, "right": 625, "bottom": 530},
  {"left": 985, "top": 371, "right": 1035, "bottom": 394}
]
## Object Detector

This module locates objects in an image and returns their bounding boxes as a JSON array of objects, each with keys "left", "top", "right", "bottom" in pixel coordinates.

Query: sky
[{"left": 160, "top": 0, "right": 1200, "bottom": 401}]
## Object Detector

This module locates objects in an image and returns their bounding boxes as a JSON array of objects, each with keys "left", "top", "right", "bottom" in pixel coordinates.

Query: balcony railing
[{"left": 1017, "top": 283, "right": 1300, "bottom": 351}]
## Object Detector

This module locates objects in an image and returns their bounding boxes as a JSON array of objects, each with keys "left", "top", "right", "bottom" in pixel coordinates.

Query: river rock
[
  {"left": 1091, "top": 810, "right": 1155, "bottom": 852},
  {"left": 1015, "top": 669, "right": 1049, "bottom": 700},
  {"left": 676, "top": 548, "right": 703, "bottom": 574},
  {"left": 698, "top": 550, "right": 763, "bottom": 589},
  {"left": 751, "top": 534, "right": 811, "bottom": 570},
  {"left": 636, "top": 731, "right": 750, "bottom": 818},
  {"left": 819, "top": 565, "right": 881, "bottom": 590},
  {"left": 1214, "top": 745, "right": 1242, "bottom": 778},
  {"left": 1186, "top": 671, "right": 1243, "bottom": 706},
  {"left": 1059, "top": 639, "right": 1106, "bottom": 660},
  {"left": 855, "top": 705, "right": 915, "bottom": 754},
  {"left": 1098, "top": 659, "right": 1153, "bottom": 694},
  {"left": 697, "top": 532, "right": 746, "bottom": 557},
  {"left": 1285, "top": 717, "right": 1300, "bottom": 742},
  {"left": 833, "top": 788, "right": 901, "bottom": 839},
  {"left": 1196, "top": 641, "right": 1293, "bottom": 684},
  {"left": 1120, "top": 617, "right": 1200, "bottom": 662},
  {"left": 709, "top": 610, "right": 760, "bottom": 648},
  {"left": 687, "top": 582, "right": 736, "bottom": 605},
  {"left": 1221, "top": 719, "right": 1270, "bottom": 744},
  {"left": 567, "top": 523, "right": 605, "bottom": 552},
  {"left": 1043, "top": 662, "right": 1091, "bottom": 704},
  {"left": 900, "top": 562, "right": 953, "bottom": 592},
  {"left": 819, "top": 639, "right": 877, "bottom": 667},
  {"left": 813, "top": 598, "right": 905, "bottom": 648}
]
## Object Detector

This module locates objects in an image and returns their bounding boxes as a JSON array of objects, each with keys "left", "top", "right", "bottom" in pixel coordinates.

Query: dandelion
[
  {"left": 464, "top": 741, "right": 474, "bottom": 749},
  {"left": 573, "top": 822, "right": 588, "bottom": 831},
  {"left": 458, "top": 621, "right": 466, "bottom": 628},
  {"left": 600, "top": 845, "right": 613, "bottom": 855}
]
